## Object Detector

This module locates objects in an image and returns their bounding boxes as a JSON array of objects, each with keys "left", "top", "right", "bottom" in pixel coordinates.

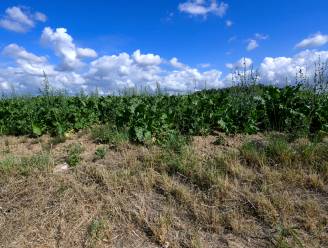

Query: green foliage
[
  {"left": 91, "top": 124, "right": 129, "bottom": 146},
  {"left": 157, "top": 130, "right": 190, "bottom": 153},
  {"left": 273, "top": 225, "right": 304, "bottom": 248},
  {"left": 0, "top": 153, "right": 53, "bottom": 175},
  {"left": 240, "top": 139, "right": 267, "bottom": 167},
  {"left": 0, "top": 84, "right": 327, "bottom": 141},
  {"left": 88, "top": 218, "right": 106, "bottom": 242},
  {"left": 66, "top": 143, "right": 83, "bottom": 167},
  {"left": 94, "top": 146, "right": 107, "bottom": 160}
]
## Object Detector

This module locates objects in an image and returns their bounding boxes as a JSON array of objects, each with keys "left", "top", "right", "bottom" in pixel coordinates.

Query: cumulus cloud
[
  {"left": 170, "top": 57, "right": 186, "bottom": 69},
  {"left": 41, "top": 27, "right": 97, "bottom": 71},
  {"left": 259, "top": 50, "right": 328, "bottom": 85},
  {"left": 2, "top": 26, "right": 328, "bottom": 95},
  {"left": 77, "top": 48, "right": 98, "bottom": 58},
  {"left": 162, "top": 68, "right": 223, "bottom": 92},
  {"left": 0, "top": 6, "right": 47, "bottom": 33},
  {"left": 132, "top": 50, "right": 162, "bottom": 66},
  {"left": 2, "top": 44, "right": 54, "bottom": 76},
  {"left": 178, "top": 0, "right": 228, "bottom": 17},
  {"left": 1, "top": 43, "right": 88, "bottom": 93},
  {"left": 0, "top": 27, "right": 223, "bottom": 94},
  {"left": 296, "top": 33, "right": 328, "bottom": 49},
  {"left": 226, "top": 57, "right": 253, "bottom": 69},
  {"left": 86, "top": 52, "right": 222, "bottom": 93}
]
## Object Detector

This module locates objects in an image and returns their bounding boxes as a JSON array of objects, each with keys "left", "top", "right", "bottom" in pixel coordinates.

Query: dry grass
[{"left": 0, "top": 131, "right": 327, "bottom": 247}]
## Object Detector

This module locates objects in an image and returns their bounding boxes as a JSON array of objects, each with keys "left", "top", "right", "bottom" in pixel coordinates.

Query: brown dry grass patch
[{"left": 0, "top": 131, "right": 327, "bottom": 247}]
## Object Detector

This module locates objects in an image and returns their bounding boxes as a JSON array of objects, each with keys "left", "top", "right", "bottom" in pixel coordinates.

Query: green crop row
[{"left": 0, "top": 84, "right": 327, "bottom": 142}]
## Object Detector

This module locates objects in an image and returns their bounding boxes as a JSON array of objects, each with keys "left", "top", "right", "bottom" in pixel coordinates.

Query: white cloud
[
  {"left": 296, "top": 33, "right": 328, "bottom": 49},
  {"left": 77, "top": 48, "right": 98, "bottom": 58},
  {"left": 132, "top": 50, "right": 162, "bottom": 66},
  {"left": 34, "top": 12, "right": 47, "bottom": 22},
  {"left": 178, "top": 0, "right": 228, "bottom": 17},
  {"left": 2, "top": 26, "right": 328, "bottom": 95},
  {"left": 0, "top": 29, "right": 219, "bottom": 94},
  {"left": 3, "top": 44, "right": 47, "bottom": 64},
  {"left": 170, "top": 57, "right": 186, "bottom": 69},
  {"left": 41, "top": 27, "right": 97, "bottom": 71},
  {"left": 0, "top": 42, "right": 223, "bottom": 94},
  {"left": 246, "top": 33, "right": 269, "bottom": 51},
  {"left": 2, "top": 44, "right": 54, "bottom": 76},
  {"left": 0, "top": 77, "right": 10, "bottom": 91},
  {"left": 259, "top": 50, "right": 328, "bottom": 85},
  {"left": 87, "top": 51, "right": 222, "bottom": 93},
  {"left": 226, "top": 57, "right": 253, "bottom": 69},
  {"left": 246, "top": 39, "right": 258, "bottom": 51},
  {"left": 1, "top": 43, "right": 88, "bottom": 93},
  {"left": 0, "top": 6, "right": 46, "bottom": 33}
]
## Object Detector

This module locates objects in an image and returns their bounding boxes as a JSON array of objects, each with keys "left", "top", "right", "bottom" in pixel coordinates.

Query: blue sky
[{"left": 0, "top": 0, "right": 328, "bottom": 94}]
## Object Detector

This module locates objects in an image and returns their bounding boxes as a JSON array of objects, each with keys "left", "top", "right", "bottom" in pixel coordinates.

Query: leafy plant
[
  {"left": 94, "top": 146, "right": 107, "bottom": 160},
  {"left": 66, "top": 143, "right": 83, "bottom": 167}
]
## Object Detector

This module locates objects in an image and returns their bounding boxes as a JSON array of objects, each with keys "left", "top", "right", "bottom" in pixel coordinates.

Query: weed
[
  {"left": 158, "top": 130, "right": 189, "bottom": 153},
  {"left": 66, "top": 143, "right": 83, "bottom": 167},
  {"left": 91, "top": 124, "right": 128, "bottom": 147},
  {"left": 0, "top": 153, "right": 53, "bottom": 175},
  {"left": 240, "top": 139, "right": 267, "bottom": 167},
  {"left": 266, "top": 135, "right": 295, "bottom": 166},
  {"left": 272, "top": 225, "right": 304, "bottom": 248},
  {"left": 213, "top": 134, "right": 226, "bottom": 145},
  {"left": 94, "top": 146, "right": 107, "bottom": 160}
]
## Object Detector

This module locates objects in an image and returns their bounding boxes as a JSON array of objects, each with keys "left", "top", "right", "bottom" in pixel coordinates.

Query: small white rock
[{"left": 53, "top": 163, "right": 69, "bottom": 173}]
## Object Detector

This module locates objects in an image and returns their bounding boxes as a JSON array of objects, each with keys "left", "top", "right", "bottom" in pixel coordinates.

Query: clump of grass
[
  {"left": 87, "top": 218, "right": 111, "bottom": 247},
  {"left": 66, "top": 143, "right": 83, "bottom": 167},
  {"left": 0, "top": 153, "right": 53, "bottom": 175},
  {"left": 240, "top": 139, "right": 267, "bottom": 167},
  {"left": 213, "top": 134, "right": 226, "bottom": 146},
  {"left": 94, "top": 146, "right": 107, "bottom": 160},
  {"left": 3, "top": 138, "right": 11, "bottom": 154},
  {"left": 50, "top": 135, "right": 66, "bottom": 145},
  {"left": 91, "top": 124, "right": 128, "bottom": 147},
  {"left": 157, "top": 130, "right": 190, "bottom": 153},
  {"left": 266, "top": 135, "right": 295, "bottom": 166},
  {"left": 272, "top": 225, "right": 304, "bottom": 248}
]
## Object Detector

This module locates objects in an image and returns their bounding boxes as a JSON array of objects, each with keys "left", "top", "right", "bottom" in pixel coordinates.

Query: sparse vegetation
[
  {"left": 0, "top": 153, "right": 53, "bottom": 176},
  {"left": 0, "top": 131, "right": 327, "bottom": 247}
]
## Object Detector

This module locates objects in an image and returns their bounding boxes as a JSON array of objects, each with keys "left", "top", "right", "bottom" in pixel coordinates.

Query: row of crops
[{"left": 0, "top": 84, "right": 327, "bottom": 142}]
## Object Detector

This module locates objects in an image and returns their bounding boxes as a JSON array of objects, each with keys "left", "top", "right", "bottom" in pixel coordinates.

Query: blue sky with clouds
[{"left": 0, "top": 0, "right": 328, "bottom": 94}]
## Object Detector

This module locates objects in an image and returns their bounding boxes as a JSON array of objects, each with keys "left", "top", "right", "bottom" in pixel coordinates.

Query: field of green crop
[{"left": 1, "top": 83, "right": 327, "bottom": 142}]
